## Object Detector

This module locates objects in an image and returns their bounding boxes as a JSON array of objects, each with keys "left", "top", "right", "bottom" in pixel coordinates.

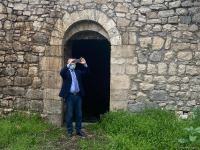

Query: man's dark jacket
[{"left": 59, "top": 65, "right": 89, "bottom": 99}]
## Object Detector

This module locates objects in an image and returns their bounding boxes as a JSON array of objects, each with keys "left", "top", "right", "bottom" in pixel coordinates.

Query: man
[{"left": 59, "top": 57, "right": 89, "bottom": 137}]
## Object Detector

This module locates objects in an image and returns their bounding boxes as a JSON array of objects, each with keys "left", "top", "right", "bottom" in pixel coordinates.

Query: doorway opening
[{"left": 64, "top": 31, "right": 111, "bottom": 122}]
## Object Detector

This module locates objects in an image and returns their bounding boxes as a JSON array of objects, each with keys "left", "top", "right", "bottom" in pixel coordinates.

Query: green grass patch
[
  {"left": 79, "top": 109, "right": 200, "bottom": 150},
  {"left": 0, "top": 109, "right": 200, "bottom": 150},
  {"left": 0, "top": 112, "right": 66, "bottom": 150}
]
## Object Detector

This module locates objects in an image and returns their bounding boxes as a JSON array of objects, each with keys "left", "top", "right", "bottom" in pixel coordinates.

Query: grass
[{"left": 0, "top": 109, "right": 200, "bottom": 150}]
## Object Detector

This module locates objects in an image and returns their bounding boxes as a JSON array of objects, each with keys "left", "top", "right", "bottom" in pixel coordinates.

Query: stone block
[
  {"left": 30, "top": 100, "right": 43, "bottom": 112},
  {"left": 43, "top": 71, "right": 62, "bottom": 89},
  {"left": 150, "top": 4, "right": 166, "bottom": 10},
  {"left": 111, "top": 45, "right": 135, "bottom": 58},
  {"left": 115, "top": 3, "right": 128, "bottom": 12},
  {"left": 152, "top": 36, "right": 165, "bottom": 50},
  {"left": 147, "top": 64, "right": 157, "bottom": 74},
  {"left": 168, "top": 63, "right": 177, "bottom": 75},
  {"left": 29, "top": 67, "right": 38, "bottom": 76},
  {"left": 111, "top": 64, "right": 125, "bottom": 75},
  {"left": 40, "top": 57, "right": 62, "bottom": 71},
  {"left": 186, "top": 66, "right": 199, "bottom": 75},
  {"left": 180, "top": 16, "right": 191, "bottom": 24},
  {"left": 43, "top": 89, "right": 61, "bottom": 100},
  {"left": 116, "top": 17, "right": 130, "bottom": 26},
  {"left": 138, "top": 52, "right": 148, "bottom": 63},
  {"left": 32, "top": 46, "right": 45, "bottom": 53},
  {"left": 14, "top": 77, "right": 32, "bottom": 86},
  {"left": 176, "top": 8, "right": 188, "bottom": 15},
  {"left": 149, "top": 51, "right": 162, "bottom": 62},
  {"left": 33, "top": 32, "right": 49, "bottom": 44},
  {"left": 138, "top": 64, "right": 146, "bottom": 73},
  {"left": 172, "top": 43, "right": 190, "bottom": 50},
  {"left": 13, "top": 3, "right": 27, "bottom": 10},
  {"left": 26, "top": 89, "right": 43, "bottom": 100},
  {"left": 150, "top": 90, "right": 168, "bottom": 101},
  {"left": 24, "top": 53, "right": 39, "bottom": 63},
  {"left": 139, "top": 37, "right": 152, "bottom": 48},
  {"left": 141, "top": 0, "right": 152, "bottom": 5},
  {"left": 0, "top": 77, "right": 12, "bottom": 87},
  {"left": 110, "top": 100, "right": 128, "bottom": 111},
  {"left": 0, "top": 3, "right": 6, "bottom": 13},
  {"left": 3, "top": 87, "right": 25, "bottom": 96},
  {"left": 17, "top": 68, "right": 28, "bottom": 77},
  {"left": 192, "top": 13, "right": 200, "bottom": 23},
  {"left": 177, "top": 51, "right": 192, "bottom": 61},
  {"left": 127, "top": 101, "right": 159, "bottom": 113},
  {"left": 43, "top": 99, "right": 62, "bottom": 114},
  {"left": 45, "top": 46, "right": 63, "bottom": 57},
  {"left": 110, "top": 90, "right": 128, "bottom": 101},
  {"left": 5, "top": 67, "right": 15, "bottom": 76},
  {"left": 111, "top": 75, "right": 130, "bottom": 90},
  {"left": 140, "top": 83, "right": 154, "bottom": 91},
  {"left": 129, "top": 32, "right": 137, "bottom": 44},
  {"left": 125, "top": 65, "right": 137, "bottom": 75},
  {"left": 158, "top": 63, "right": 167, "bottom": 75},
  {"left": 14, "top": 98, "right": 29, "bottom": 110},
  {"left": 169, "top": 1, "right": 181, "bottom": 8},
  {"left": 158, "top": 10, "right": 175, "bottom": 17}
]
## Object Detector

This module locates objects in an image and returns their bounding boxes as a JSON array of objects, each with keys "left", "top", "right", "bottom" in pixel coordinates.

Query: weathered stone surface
[
  {"left": 13, "top": 3, "right": 27, "bottom": 10},
  {"left": 180, "top": 16, "right": 191, "bottom": 24},
  {"left": 158, "top": 10, "right": 175, "bottom": 17},
  {"left": 0, "top": 3, "right": 7, "bottom": 13},
  {"left": 116, "top": 17, "right": 130, "bottom": 26},
  {"left": 149, "top": 51, "right": 162, "bottom": 62},
  {"left": 129, "top": 32, "right": 137, "bottom": 44},
  {"left": 140, "top": 83, "right": 154, "bottom": 91},
  {"left": 115, "top": 3, "right": 128, "bottom": 12},
  {"left": 139, "top": 37, "right": 152, "bottom": 48},
  {"left": 138, "top": 52, "right": 148, "bottom": 63},
  {"left": 43, "top": 99, "right": 62, "bottom": 114},
  {"left": 152, "top": 36, "right": 165, "bottom": 50},
  {"left": 0, "top": 77, "right": 12, "bottom": 87},
  {"left": 128, "top": 101, "right": 159, "bottom": 113},
  {"left": 24, "top": 54, "right": 39, "bottom": 63},
  {"left": 5, "top": 67, "right": 15, "bottom": 76},
  {"left": 111, "top": 45, "right": 135, "bottom": 57},
  {"left": 147, "top": 64, "right": 157, "bottom": 74},
  {"left": 177, "top": 51, "right": 192, "bottom": 61},
  {"left": 111, "top": 64, "right": 125, "bottom": 74},
  {"left": 125, "top": 65, "right": 137, "bottom": 75},
  {"left": 150, "top": 90, "right": 168, "bottom": 101},
  {"left": 158, "top": 63, "right": 167, "bottom": 75},
  {"left": 141, "top": 0, "right": 152, "bottom": 5},
  {"left": 186, "top": 66, "right": 199, "bottom": 75},
  {"left": 14, "top": 77, "right": 32, "bottom": 86},
  {"left": 33, "top": 32, "right": 49, "bottom": 44},
  {"left": 26, "top": 89, "right": 43, "bottom": 100},
  {"left": 192, "top": 13, "right": 200, "bottom": 23},
  {"left": 3, "top": 87, "right": 25, "bottom": 96},
  {"left": 169, "top": 1, "right": 181, "bottom": 8},
  {"left": 17, "top": 68, "right": 28, "bottom": 76},
  {"left": 111, "top": 75, "right": 130, "bottom": 90},
  {"left": 30, "top": 100, "right": 43, "bottom": 112}
]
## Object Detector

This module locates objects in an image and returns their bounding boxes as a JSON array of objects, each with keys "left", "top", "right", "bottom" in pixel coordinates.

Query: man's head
[{"left": 67, "top": 58, "right": 77, "bottom": 70}]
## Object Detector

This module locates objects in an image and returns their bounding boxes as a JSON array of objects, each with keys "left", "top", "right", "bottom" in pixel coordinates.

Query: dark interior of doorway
[{"left": 67, "top": 39, "right": 110, "bottom": 122}]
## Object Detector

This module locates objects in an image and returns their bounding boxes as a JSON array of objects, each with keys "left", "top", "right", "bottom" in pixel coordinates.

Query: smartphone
[{"left": 75, "top": 59, "right": 80, "bottom": 63}]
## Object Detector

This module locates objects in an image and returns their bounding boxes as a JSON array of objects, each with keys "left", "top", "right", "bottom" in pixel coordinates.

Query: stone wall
[{"left": 0, "top": 0, "right": 200, "bottom": 124}]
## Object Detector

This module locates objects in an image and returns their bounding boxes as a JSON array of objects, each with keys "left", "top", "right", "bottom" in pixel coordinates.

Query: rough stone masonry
[{"left": 0, "top": 0, "right": 200, "bottom": 125}]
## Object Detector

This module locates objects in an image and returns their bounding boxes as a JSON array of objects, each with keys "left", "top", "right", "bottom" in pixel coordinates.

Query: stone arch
[{"left": 41, "top": 9, "right": 125, "bottom": 126}]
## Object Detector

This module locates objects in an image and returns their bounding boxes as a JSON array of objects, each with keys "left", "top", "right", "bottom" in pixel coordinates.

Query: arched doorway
[{"left": 64, "top": 31, "right": 111, "bottom": 122}]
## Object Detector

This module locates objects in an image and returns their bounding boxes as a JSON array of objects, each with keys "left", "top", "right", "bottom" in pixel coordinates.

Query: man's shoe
[
  {"left": 67, "top": 133, "right": 73, "bottom": 138},
  {"left": 76, "top": 131, "right": 86, "bottom": 138}
]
